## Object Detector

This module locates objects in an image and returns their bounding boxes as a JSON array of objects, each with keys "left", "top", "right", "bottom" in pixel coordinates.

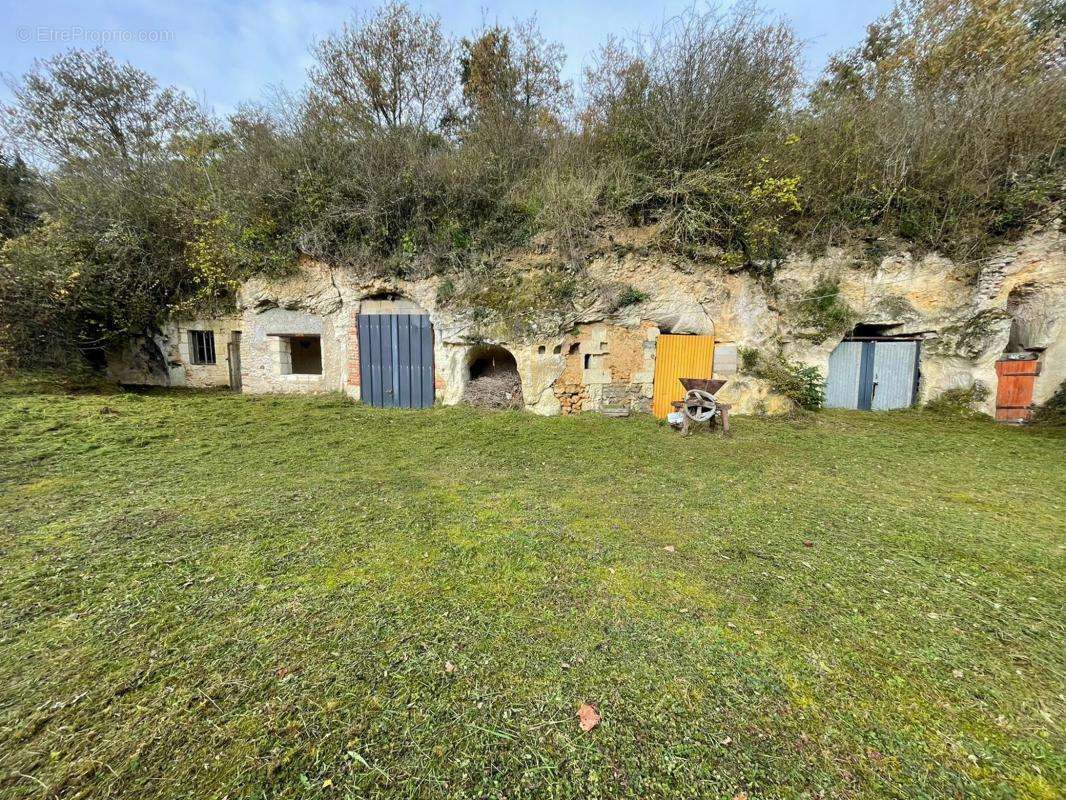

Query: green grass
[{"left": 0, "top": 385, "right": 1063, "bottom": 800}]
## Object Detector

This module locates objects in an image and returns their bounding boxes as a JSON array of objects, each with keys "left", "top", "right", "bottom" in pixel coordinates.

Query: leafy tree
[
  {"left": 459, "top": 19, "right": 571, "bottom": 129},
  {"left": 0, "top": 151, "right": 37, "bottom": 239},
  {"left": 1, "top": 49, "right": 219, "bottom": 365},
  {"left": 581, "top": 3, "right": 802, "bottom": 262},
  {"left": 796, "top": 0, "right": 1066, "bottom": 258},
  {"left": 309, "top": 2, "right": 456, "bottom": 134}
]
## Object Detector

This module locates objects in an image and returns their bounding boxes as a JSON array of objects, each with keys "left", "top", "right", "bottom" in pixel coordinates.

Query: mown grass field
[{"left": 0, "top": 382, "right": 1063, "bottom": 799}]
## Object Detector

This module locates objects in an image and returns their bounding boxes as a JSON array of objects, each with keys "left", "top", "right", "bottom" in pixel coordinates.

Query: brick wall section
[{"left": 346, "top": 309, "right": 361, "bottom": 389}]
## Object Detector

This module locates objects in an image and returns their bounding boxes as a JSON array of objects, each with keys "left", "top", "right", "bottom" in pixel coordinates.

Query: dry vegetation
[{"left": 0, "top": 0, "right": 1063, "bottom": 368}]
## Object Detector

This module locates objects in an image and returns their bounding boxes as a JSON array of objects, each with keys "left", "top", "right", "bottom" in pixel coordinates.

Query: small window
[
  {"left": 552, "top": 344, "right": 562, "bottom": 355},
  {"left": 288, "top": 335, "right": 322, "bottom": 375},
  {"left": 189, "top": 330, "right": 216, "bottom": 365},
  {"left": 584, "top": 354, "right": 592, "bottom": 369},
  {"left": 568, "top": 343, "right": 580, "bottom": 355},
  {"left": 537, "top": 345, "right": 546, "bottom": 355}
]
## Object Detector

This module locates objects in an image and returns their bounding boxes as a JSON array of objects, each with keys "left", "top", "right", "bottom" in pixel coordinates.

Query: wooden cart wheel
[{"left": 682, "top": 389, "right": 717, "bottom": 422}]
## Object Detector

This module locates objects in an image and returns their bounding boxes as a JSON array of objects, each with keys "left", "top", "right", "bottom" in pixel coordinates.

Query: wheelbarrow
[{"left": 669, "top": 377, "right": 731, "bottom": 435}]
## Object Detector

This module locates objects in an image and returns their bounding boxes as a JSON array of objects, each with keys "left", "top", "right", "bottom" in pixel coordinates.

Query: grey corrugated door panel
[
  {"left": 397, "top": 315, "right": 412, "bottom": 408},
  {"left": 382, "top": 315, "right": 397, "bottom": 407},
  {"left": 420, "top": 315, "right": 435, "bottom": 408},
  {"left": 825, "top": 341, "right": 863, "bottom": 409},
  {"left": 871, "top": 341, "right": 918, "bottom": 410},
  {"left": 358, "top": 315, "right": 373, "bottom": 405},
  {"left": 410, "top": 315, "right": 424, "bottom": 409},
  {"left": 373, "top": 316, "right": 385, "bottom": 406}
]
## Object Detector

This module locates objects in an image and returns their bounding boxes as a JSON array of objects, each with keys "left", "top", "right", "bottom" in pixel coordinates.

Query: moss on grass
[{"left": 0, "top": 386, "right": 1063, "bottom": 798}]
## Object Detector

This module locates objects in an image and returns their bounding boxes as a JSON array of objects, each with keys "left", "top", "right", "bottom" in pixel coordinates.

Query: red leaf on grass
[{"left": 578, "top": 703, "right": 600, "bottom": 732}]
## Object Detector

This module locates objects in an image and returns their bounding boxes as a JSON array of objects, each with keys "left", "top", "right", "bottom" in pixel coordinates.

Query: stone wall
[
  {"left": 240, "top": 307, "right": 344, "bottom": 394},
  {"left": 120, "top": 222, "right": 1065, "bottom": 418},
  {"left": 107, "top": 317, "right": 241, "bottom": 388}
]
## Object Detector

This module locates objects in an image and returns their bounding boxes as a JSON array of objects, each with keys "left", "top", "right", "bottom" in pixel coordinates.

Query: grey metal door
[
  {"left": 825, "top": 341, "right": 864, "bottom": 409},
  {"left": 825, "top": 340, "right": 919, "bottom": 410},
  {"left": 870, "top": 340, "right": 919, "bottom": 410},
  {"left": 358, "top": 314, "right": 434, "bottom": 408}
]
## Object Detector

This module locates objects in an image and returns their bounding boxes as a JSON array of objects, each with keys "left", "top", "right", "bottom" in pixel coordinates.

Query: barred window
[{"left": 189, "top": 330, "right": 216, "bottom": 365}]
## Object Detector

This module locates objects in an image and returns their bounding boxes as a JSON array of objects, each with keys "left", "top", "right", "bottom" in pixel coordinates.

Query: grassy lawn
[{"left": 0, "top": 384, "right": 1063, "bottom": 800}]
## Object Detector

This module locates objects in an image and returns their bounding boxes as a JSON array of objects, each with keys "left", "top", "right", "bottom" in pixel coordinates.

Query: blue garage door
[
  {"left": 825, "top": 339, "right": 920, "bottom": 411},
  {"left": 358, "top": 314, "right": 435, "bottom": 409}
]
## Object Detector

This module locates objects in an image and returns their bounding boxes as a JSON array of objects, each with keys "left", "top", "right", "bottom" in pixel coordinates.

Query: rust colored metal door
[
  {"left": 995, "top": 356, "right": 1040, "bottom": 422},
  {"left": 651, "top": 335, "right": 715, "bottom": 418}
]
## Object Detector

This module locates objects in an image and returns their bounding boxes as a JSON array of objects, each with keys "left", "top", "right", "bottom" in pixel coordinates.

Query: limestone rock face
[
  {"left": 716, "top": 376, "right": 796, "bottom": 416},
  {"left": 128, "top": 221, "right": 1064, "bottom": 418}
]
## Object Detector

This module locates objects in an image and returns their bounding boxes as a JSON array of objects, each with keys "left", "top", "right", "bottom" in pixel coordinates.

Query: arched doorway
[
  {"left": 358, "top": 296, "right": 435, "bottom": 409},
  {"left": 825, "top": 332, "right": 920, "bottom": 410},
  {"left": 462, "top": 345, "right": 524, "bottom": 409}
]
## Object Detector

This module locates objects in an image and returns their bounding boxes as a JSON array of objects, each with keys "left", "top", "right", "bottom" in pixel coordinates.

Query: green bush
[
  {"left": 738, "top": 347, "right": 826, "bottom": 410},
  {"left": 789, "top": 0, "right": 1065, "bottom": 260},
  {"left": 1031, "top": 381, "right": 1066, "bottom": 427},
  {"left": 924, "top": 382, "right": 991, "bottom": 416},
  {"left": 606, "top": 284, "right": 648, "bottom": 312},
  {"left": 793, "top": 275, "right": 856, "bottom": 340}
]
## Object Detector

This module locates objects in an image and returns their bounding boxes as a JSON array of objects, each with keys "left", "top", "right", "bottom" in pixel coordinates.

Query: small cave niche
[
  {"left": 1006, "top": 283, "right": 1050, "bottom": 352},
  {"left": 849, "top": 322, "right": 904, "bottom": 339},
  {"left": 463, "top": 345, "right": 524, "bottom": 410}
]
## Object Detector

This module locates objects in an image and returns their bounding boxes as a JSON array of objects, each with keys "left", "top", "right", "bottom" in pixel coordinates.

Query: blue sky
[{"left": 2, "top": 0, "right": 893, "bottom": 117}]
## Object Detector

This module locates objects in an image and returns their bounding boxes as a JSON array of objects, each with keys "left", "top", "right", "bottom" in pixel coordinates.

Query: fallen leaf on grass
[
  {"left": 578, "top": 703, "right": 600, "bottom": 731},
  {"left": 444, "top": 661, "right": 455, "bottom": 674},
  {"left": 663, "top": 545, "right": 676, "bottom": 553}
]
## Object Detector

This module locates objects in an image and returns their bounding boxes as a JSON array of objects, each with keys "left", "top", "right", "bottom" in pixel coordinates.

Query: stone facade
[
  {"left": 107, "top": 317, "right": 242, "bottom": 388},
  {"left": 112, "top": 223, "right": 1066, "bottom": 418}
]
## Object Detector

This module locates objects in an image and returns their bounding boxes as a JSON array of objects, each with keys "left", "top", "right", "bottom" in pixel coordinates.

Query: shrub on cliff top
[
  {"left": 924, "top": 382, "right": 991, "bottom": 416},
  {"left": 2, "top": 0, "right": 1064, "bottom": 371}
]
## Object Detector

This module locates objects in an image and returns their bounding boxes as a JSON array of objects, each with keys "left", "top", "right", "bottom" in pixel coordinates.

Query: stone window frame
[
  {"left": 269, "top": 333, "right": 324, "bottom": 378},
  {"left": 188, "top": 330, "right": 216, "bottom": 365}
]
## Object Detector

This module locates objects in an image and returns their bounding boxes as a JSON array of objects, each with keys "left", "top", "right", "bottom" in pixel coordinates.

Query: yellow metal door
[{"left": 651, "top": 335, "right": 715, "bottom": 418}]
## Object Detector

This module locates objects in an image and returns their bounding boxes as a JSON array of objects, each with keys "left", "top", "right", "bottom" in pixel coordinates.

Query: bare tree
[
  {"left": 2, "top": 48, "right": 201, "bottom": 174},
  {"left": 309, "top": 1, "right": 456, "bottom": 133}
]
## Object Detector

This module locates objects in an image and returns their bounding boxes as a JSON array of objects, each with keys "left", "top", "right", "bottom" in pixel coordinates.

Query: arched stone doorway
[
  {"left": 462, "top": 345, "right": 524, "bottom": 409},
  {"left": 357, "top": 295, "right": 435, "bottom": 408}
]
